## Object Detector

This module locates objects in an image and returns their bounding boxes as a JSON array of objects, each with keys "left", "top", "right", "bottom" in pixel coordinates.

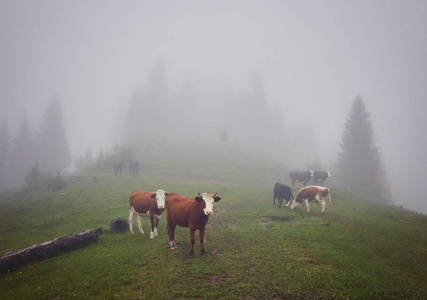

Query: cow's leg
[
  {"left": 189, "top": 226, "right": 196, "bottom": 257},
  {"left": 129, "top": 208, "right": 135, "bottom": 234},
  {"left": 167, "top": 220, "right": 177, "bottom": 249},
  {"left": 304, "top": 199, "right": 310, "bottom": 213},
  {"left": 273, "top": 195, "right": 276, "bottom": 205},
  {"left": 149, "top": 214, "right": 155, "bottom": 239},
  {"left": 320, "top": 198, "right": 326, "bottom": 214},
  {"left": 137, "top": 215, "right": 144, "bottom": 234},
  {"left": 278, "top": 197, "right": 283, "bottom": 208},
  {"left": 153, "top": 215, "right": 160, "bottom": 237},
  {"left": 199, "top": 228, "right": 206, "bottom": 255}
]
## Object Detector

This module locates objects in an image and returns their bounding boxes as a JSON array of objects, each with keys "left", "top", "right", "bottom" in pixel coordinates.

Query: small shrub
[{"left": 49, "top": 171, "right": 68, "bottom": 191}]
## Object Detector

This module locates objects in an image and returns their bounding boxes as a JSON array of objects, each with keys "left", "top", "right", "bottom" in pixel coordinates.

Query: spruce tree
[
  {"left": 0, "top": 119, "right": 10, "bottom": 188},
  {"left": 336, "top": 96, "right": 392, "bottom": 203},
  {"left": 36, "top": 96, "right": 72, "bottom": 173},
  {"left": 8, "top": 115, "right": 36, "bottom": 186}
]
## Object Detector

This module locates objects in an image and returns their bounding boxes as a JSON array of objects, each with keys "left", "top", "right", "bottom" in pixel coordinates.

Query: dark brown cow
[
  {"left": 289, "top": 171, "right": 313, "bottom": 186},
  {"left": 165, "top": 192, "right": 221, "bottom": 257},
  {"left": 286, "top": 186, "right": 331, "bottom": 214},
  {"left": 129, "top": 160, "right": 139, "bottom": 176},
  {"left": 129, "top": 189, "right": 167, "bottom": 239},
  {"left": 113, "top": 162, "right": 124, "bottom": 176}
]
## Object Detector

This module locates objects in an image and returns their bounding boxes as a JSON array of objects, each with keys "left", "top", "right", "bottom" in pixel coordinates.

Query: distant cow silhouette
[
  {"left": 129, "top": 160, "right": 139, "bottom": 176},
  {"left": 113, "top": 162, "right": 124, "bottom": 176}
]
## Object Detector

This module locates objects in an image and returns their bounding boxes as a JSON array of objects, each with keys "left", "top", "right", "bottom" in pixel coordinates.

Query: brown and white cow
[
  {"left": 129, "top": 189, "right": 167, "bottom": 238},
  {"left": 286, "top": 186, "right": 331, "bottom": 214},
  {"left": 165, "top": 192, "right": 221, "bottom": 257}
]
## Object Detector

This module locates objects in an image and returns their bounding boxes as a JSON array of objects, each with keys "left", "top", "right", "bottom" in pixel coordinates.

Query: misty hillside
[{"left": 130, "top": 140, "right": 290, "bottom": 185}]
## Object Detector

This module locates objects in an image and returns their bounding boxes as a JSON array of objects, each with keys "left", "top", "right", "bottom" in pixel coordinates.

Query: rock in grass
[{"left": 109, "top": 218, "right": 129, "bottom": 231}]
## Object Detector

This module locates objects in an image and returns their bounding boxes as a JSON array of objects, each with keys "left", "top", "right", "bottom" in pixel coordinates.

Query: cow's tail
[{"left": 328, "top": 188, "right": 332, "bottom": 207}]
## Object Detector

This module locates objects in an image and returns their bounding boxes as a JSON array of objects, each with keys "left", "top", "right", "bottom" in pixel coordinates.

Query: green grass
[{"left": 1, "top": 174, "right": 426, "bottom": 299}]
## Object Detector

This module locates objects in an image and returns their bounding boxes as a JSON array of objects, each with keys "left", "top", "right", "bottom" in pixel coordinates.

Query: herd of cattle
[
  {"left": 127, "top": 170, "right": 332, "bottom": 257},
  {"left": 114, "top": 161, "right": 139, "bottom": 176}
]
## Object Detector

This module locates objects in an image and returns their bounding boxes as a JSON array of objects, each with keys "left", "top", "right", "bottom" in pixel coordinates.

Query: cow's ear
[
  {"left": 165, "top": 193, "right": 169, "bottom": 197},
  {"left": 214, "top": 197, "right": 221, "bottom": 202},
  {"left": 150, "top": 193, "right": 156, "bottom": 198},
  {"left": 195, "top": 196, "right": 203, "bottom": 202}
]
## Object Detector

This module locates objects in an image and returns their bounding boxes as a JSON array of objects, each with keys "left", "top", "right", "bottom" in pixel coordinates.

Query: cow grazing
[
  {"left": 113, "top": 162, "right": 124, "bottom": 176},
  {"left": 129, "top": 189, "right": 168, "bottom": 239},
  {"left": 313, "top": 171, "right": 332, "bottom": 186},
  {"left": 129, "top": 160, "right": 139, "bottom": 176},
  {"left": 273, "top": 183, "right": 294, "bottom": 208},
  {"left": 289, "top": 171, "right": 313, "bottom": 186},
  {"left": 286, "top": 186, "right": 331, "bottom": 214},
  {"left": 165, "top": 192, "right": 221, "bottom": 257}
]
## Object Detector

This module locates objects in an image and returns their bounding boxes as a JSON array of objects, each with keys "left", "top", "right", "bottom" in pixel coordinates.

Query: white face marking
[
  {"left": 155, "top": 189, "right": 167, "bottom": 209},
  {"left": 327, "top": 172, "right": 332, "bottom": 178},
  {"left": 290, "top": 199, "right": 300, "bottom": 209},
  {"left": 200, "top": 192, "right": 216, "bottom": 215}
]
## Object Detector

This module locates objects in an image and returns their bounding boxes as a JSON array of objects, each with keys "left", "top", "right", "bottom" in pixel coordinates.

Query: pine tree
[
  {"left": 8, "top": 115, "right": 36, "bottom": 186},
  {"left": 0, "top": 119, "right": 10, "bottom": 188},
  {"left": 36, "top": 96, "right": 72, "bottom": 173},
  {"left": 336, "top": 96, "right": 392, "bottom": 203}
]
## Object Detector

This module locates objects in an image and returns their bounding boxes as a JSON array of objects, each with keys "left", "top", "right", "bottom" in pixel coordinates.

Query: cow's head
[
  {"left": 310, "top": 170, "right": 314, "bottom": 177},
  {"left": 286, "top": 199, "right": 301, "bottom": 210},
  {"left": 327, "top": 172, "right": 332, "bottom": 178},
  {"left": 195, "top": 192, "right": 221, "bottom": 215},
  {"left": 151, "top": 189, "right": 168, "bottom": 209}
]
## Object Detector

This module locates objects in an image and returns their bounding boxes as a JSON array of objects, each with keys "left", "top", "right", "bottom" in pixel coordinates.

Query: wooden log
[{"left": 0, "top": 228, "right": 104, "bottom": 273}]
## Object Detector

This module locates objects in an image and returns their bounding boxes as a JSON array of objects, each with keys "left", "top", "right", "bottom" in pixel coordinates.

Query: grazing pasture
[{"left": 0, "top": 175, "right": 426, "bottom": 299}]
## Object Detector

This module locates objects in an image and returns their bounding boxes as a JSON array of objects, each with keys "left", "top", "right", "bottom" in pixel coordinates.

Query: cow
[
  {"left": 128, "top": 189, "right": 168, "bottom": 239},
  {"left": 273, "top": 183, "right": 294, "bottom": 208},
  {"left": 286, "top": 186, "right": 332, "bottom": 214},
  {"left": 113, "top": 162, "right": 124, "bottom": 176},
  {"left": 313, "top": 171, "right": 332, "bottom": 185},
  {"left": 289, "top": 171, "right": 313, "bottom": 187},
  {"left": 129, "top": 160, "right": 139, "bottom": 176},
  {"left": 165, "top": 192, "right": 221, "bottom": 257}
]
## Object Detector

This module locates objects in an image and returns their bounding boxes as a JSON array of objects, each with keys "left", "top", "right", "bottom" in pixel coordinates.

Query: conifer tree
[
  {"left": 336, "top": 96, "right": 392, "bottom": 203},
  {"left": 8, "top": 115, "right": 36, "bottom": 186},
  {"left": 36, "top": 96, "right": 72, "bottom": 173},
  {"left": 0, "top": 119, "right": 10, "bottom": 188}
]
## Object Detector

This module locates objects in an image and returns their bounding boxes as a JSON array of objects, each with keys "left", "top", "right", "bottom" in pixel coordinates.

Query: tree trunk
[{"left": 0, "top": 228, "right": 104, "bottom": 273}]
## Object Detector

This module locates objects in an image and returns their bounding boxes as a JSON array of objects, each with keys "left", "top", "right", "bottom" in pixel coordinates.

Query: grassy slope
[{"left": 0, "top": 175, "right": 426, "bottom": 299}]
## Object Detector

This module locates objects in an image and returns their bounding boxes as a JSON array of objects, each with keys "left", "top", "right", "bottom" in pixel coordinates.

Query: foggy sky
[{"left": 1, "top": 1, "right": 426, "bottom": 213}]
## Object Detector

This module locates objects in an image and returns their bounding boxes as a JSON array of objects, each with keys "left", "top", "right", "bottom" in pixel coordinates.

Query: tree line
[
  {"left": 0, "top": 63, "right": 392, "bottom": 204},
  {"left": 0, "top": 96, "right": 71, "bottom": 189}
]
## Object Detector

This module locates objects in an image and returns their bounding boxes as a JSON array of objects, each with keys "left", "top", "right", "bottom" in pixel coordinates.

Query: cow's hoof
[
  {"left": 150, "top": 235, "right": 154, "bottom": 239},
  {"left": 189, "top": 252, "right": 195, "bottom": 258}
]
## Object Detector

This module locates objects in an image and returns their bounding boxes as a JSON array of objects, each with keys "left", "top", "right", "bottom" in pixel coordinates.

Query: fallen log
[{"left": 0, "top": 228, "right": 104, "bottom": 273}]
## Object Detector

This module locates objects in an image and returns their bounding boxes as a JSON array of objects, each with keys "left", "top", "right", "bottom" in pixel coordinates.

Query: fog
[{"left": 1, "top": 1, "right": 426, "bottom": 213}]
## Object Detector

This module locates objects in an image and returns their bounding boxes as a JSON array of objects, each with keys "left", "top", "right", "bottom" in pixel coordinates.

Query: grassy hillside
[{"left": 0, "top": 173, "right": 426, "bottom": 299}]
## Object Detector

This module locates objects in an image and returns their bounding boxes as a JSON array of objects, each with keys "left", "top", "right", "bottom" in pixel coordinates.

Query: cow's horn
[
  {"left": 213, "top": 192, "right": 217, "bottom": 197},
  {"left": 198, "top": 192, "right": 202, "bottom": 197}
]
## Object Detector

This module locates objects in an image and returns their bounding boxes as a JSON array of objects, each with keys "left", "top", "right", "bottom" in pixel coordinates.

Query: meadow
[{"left": 0, "top": 146, "right": 426, "bottom": 299}]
